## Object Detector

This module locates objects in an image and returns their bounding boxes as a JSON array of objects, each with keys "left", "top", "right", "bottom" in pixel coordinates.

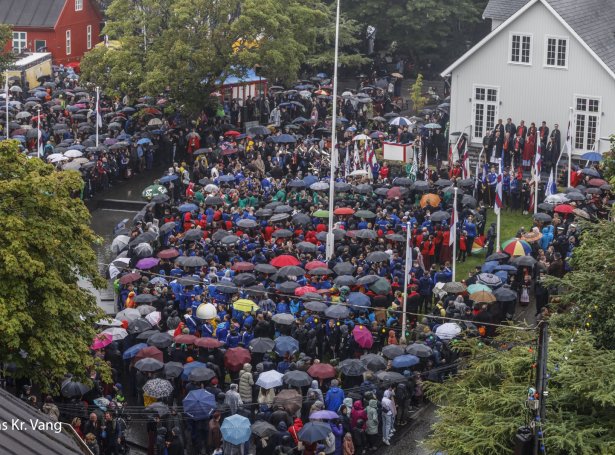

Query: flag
[
  {"left": 367, "top": 142, "right": 376, "bottom": 173},
  {"left": 424, "top": 150, "right": 429, "bottom": 181},
  {"left": 528, "top": 182, "right": 535, "bottom": 213},
  {"left": 448, "top": 144, "right": 453, "bottom": 165},
  {"left": 462, "top": 139, "right": 470, "bottom": 178},
  {"left": 564, "top": 109, "right": 573, "bottom": 156},
  {"left": 37, "top": 124, "right": 42, "bottom": 157},
  {"left": 450, "top": 190, "right": 458, "bottom": 247},
  {"left": 535, "top": 141, "right": 542, "bottom": 176},
  {"left": 95, "top": 88, "right": 103, "bottom": 128},
  {"left": 410, "top": 146, "right": 418, "bottom": 181},
  {"left": 494, "top": 161, "right": 503, "bottom": 215},
  {"left": 545, "top": 169, "right": 556, "bottom": 197}
]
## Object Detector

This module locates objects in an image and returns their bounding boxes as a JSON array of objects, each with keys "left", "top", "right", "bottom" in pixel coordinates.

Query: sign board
[{"left": 383, "top": 142, "right": 411, "bottom": 162}]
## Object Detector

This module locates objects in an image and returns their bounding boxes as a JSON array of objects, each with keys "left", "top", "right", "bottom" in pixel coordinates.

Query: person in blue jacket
[{"left": 325, "top": 379, "right": 345, "bottom": 411}]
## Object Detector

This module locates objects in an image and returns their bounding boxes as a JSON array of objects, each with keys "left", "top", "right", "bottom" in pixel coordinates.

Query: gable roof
[
  {"left": 483, "top": 0, "right": 530, "bottom": 21},
  {"left": 0, "top": 0, "right": 65, "bottom": 29},
  {"left": 442, "top": 0, "right": 615, "bottom": 80},
  {"left": 0, "top": 388, "right": 89, "bottom": 454}
]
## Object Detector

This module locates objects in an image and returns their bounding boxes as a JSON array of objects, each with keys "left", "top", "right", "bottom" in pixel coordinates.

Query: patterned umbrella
[
  {"left": 501, "top": 238, "right": 531, "bottom": 256},
  {"left": 143, "top": 378, "right": 173, "bottom": 398}
]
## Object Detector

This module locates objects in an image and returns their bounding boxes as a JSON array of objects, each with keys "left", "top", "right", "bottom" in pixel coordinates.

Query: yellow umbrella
[
  {"left": 233, "top": 299, "right": 259, "bottom": 313},
  {"left": 469, "top": 291, "right": 497, "bottom": 303}
]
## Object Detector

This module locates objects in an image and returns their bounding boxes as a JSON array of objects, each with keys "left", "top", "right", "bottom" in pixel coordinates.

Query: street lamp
[{"left": 325, "top": 0, "right": 341, "bottom": 260}]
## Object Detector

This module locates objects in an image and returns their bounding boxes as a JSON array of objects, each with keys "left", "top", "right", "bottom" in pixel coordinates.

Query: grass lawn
[{"left": 455, "top": 210, "right": 533, "bottom": 280}]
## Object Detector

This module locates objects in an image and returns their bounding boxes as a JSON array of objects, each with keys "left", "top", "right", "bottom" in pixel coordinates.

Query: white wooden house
[{"left": 441, "top": 0, "right": 615, "bottom": 154}]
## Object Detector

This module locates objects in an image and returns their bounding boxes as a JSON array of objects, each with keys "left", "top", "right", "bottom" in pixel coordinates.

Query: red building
[{"left": 0, "top": 0, "right": 103, "bottom": 66}]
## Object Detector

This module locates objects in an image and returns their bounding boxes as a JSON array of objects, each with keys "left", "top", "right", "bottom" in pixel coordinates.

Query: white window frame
[
  {"left": 75, "top": 0, "right": 83, "bottom": 11},
  {"left": 86, "top": 25, "right": 92, "bottom": 49},
  {"left": 508, "top": 32, "right": 533, "bottom": 65},
  {"left": 12, "top": 31, "right": 27, "bottom": 53},
  {"left": 471, "top": 84, "right": 500, "bottom": 142},
  {"left": 544, "top": 35, "right": 569, "bottom": 69},
  {"left": 573, "top": 94, "right": 601, "bottom": 152},
  {"left": 66, "top": 29, "right": 71, "bottom": 55}
]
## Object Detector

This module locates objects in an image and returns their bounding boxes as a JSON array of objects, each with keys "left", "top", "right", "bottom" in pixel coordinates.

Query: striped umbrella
[{"left": 501, "top": 238, "right": 532, "bottom": 256}]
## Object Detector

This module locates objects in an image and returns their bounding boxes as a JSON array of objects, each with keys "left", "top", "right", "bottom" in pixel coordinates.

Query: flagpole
[
  {"left": 95, "top": 86, "right": 100, "bottom": 148},
  {"left": 452, "top": 187, "right": 458, "bottom": 281},
  {"left": 325, "top": 0, "right": 341, "bottom": 260},
  {"left": 4, "top": 71, "right": 8, "bottom": 138},
  {"left": 534, "top": 144, "right": 540, "bottom": 214},
  {"left": 400, "top": 221, "right": 412, "bottom": 344},
  {"left": 36, "top": 106, "right": 41, "bottom": 158},
  {"left": 567, "top": 107, "right": 573, "bottom": 188}
]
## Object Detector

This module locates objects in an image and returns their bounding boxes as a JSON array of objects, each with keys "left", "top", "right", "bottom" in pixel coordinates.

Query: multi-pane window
[
  {"left": 510, "top": 34, "right": 532, "bottom": 64},
  {"left": 12, "top": 32, "right": 27, "bottom": 53},
  {"left": 87, "top": 25, "right": 92, "bottom": 49},
  {"left": 546, "top": 37, "right": 568, "bottom": 67},
  {"left": 473, "top": 86, "right": 499, "bottom": 141},
  {"left": 574, "top": 96, "right": 600, "bottom": 150},
  {"left": 66, "top": 30, "right": 71, "bottom": 55},
  {"left": 75, "top": 0, "right": 83, "bottom": 11}
]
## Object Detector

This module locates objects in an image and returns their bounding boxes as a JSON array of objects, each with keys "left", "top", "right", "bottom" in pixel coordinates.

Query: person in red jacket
[
  {"left": 379, "top": 162, "right": 389, "bottom": 181},
  {"left": 459, "top": 230, "right": 468, "bottom": 262}
]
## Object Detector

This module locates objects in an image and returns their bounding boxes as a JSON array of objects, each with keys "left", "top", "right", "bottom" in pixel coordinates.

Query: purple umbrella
[
  {"left": 136, "top": 257, "right": 160, "bottom": 270},
  {"left": 104, "top": 138, "right": 118, "bottom": 145},
  {"left": 309, "top": 410, "right": 339, "bottom": 420}
]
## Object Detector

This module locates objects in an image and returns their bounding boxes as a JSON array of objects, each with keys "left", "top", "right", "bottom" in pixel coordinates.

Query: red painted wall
[{"left": 5, "top": 0, "right": 102, "bottom": 65}]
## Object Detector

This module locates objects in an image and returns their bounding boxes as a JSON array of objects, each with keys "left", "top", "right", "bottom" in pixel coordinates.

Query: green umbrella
[
  {"left": 313, "top": 209, "right": 330, "bottom": 218},
  {"left": 142, "top": 184, "right": 168, "bottom": 200}
]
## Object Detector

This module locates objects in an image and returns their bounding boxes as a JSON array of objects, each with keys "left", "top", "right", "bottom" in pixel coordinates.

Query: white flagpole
[
  {"left": 534, "top": 144, "right": 540, "bottom": 214},
  {"left": 325, "top": 0, "right": 341, "bottom": 260},
  {"left": 452, "top": 187, "right": 458, "bottom": 281},
  {"left": 36, "top": 107, "right": 41, "bottom": 158},
  {"left": 567, "top": 107, "right": 573, "bottom": 188},
  {"left": 5, "top": 71, "right": 9, "bottom": 138},
  {"left": 400, "top": 221, "right": 412, "bottom": 344},
  {"left": 95, "top": 86, "right": 100, "bottom": 148}
]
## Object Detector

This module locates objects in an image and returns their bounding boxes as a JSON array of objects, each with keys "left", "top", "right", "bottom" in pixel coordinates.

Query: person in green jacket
[
  {"left": 273, "top": 188, "right": 286, "bottom": 202},
  {"left": 365, "top": 399, "right": 379, "bottom": 449}
]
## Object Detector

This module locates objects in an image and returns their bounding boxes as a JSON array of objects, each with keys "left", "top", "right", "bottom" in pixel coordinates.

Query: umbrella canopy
[
  {"left": 442, "top": 281, "right": 467, "bottom": 293},
  {"left": 163, "top": 362, "right": 184, "bottom": 379},
  {"left": 270, "top": 255, "right": 301, "bottom": 267},
  {"left": 297, "top": 422, "right": 332, "bottom": 443},
  {"left": 127, "top": 318, "right": 153, "bottom": 334},
  {"left": 392, "top": 354, "right": 420, "bottom": 369},
  {"left": 365, "top": 251, "right": 389, "bottom": 262},
  {"left": 122, "top": 343, "right": 147, "bottom": 359},
  {"left": 493, "top": 287, "right": 518, "bottom": 302},
  {"left": 406, "top": 343, "right": 433, "bottom": 358},
  {"left": 282, "top": 370, "right": 312, "bottom": 387},
  {"left": 224, "top": 347, "right": 251, "bottom": 371},
  {"left": 101, "top": 327, "right": 128, "bottom": 341},
  {"left": 256, "top": 370, "right": 284, "bottom": 389},
  {"left": 375, "top": 371, "right": 406, "bottom": 385},
  {"left": 467, "top": 284, "right": 492, "bottom": 294},
  {"left": 501, "top": 238, "right": 531, "bottom": 256},
  {"left": 348, "top": 292, "right": 371, "bottom": 308},
  {"left": 249, "top": 337, "right": 275, "bottom": 353},
  {"left": 188, "top": 367, "right": 216, "bottom": 382},
  {"left": 333, "top": 262, "right": 356, "bottom": 275},
  {"left": 382, "top": 344, "right": 405, "bottom": 359},
  {"left": 134, "top": 346, "right": 164, "bottom": 363},
  {"left": 143, "top": 378, "right": 173, "bottom": 398},
  {"left": 91, "top": 333, "right": 113, "bottom": 350},
  {"left": 307, "top": 363, "right": 336, "bottom": 379},
  {"left": 61, "top": 381, "right": 91, "bottom": 398},
  {"left": 304, "top": 300, "right": 328, "bottom": 312},
  {"left": 255, "top": 263, "right": 278, "bottom": 274},
  {"left": 221, "top": 414, "right": 252, "bottom": 445},
  {"left": 361, "top": 353, "right": 387, "bottom": 371},
  {"left": 274, "top": 336, "right": 300, "bottom": 356},
  {"left": 511, "top": 255, "right": 537, "bottom": 267},
  {"left": 135, "top": 358, "right": 164, "bottom": 372},
  {"left": 370, "top": 278, "right": 392, "bottom": 295},
  {"left": 310, "top": 410, "right": 340, "bottom": 420},
  {"left": 470, "top": 290, "right": 497, "bottom": 303},
  {"left": 420, "top": 193, "right": 441, "bottom": 208},
  {"left": 183, "top": 389, "right": 216, "bottom": 420},
  {"left": 435, "top": 323, "right": 462, "bottom": 340},
  {"left": 146, "top": 402, "right": 171, "bottom": 417},
  {"left": 477, "top": 273, "right": 503, "bottom": 287},
  {"left": 339, "top": 358, "right": 367, "bottom": 376},
  {"left": 324, "top": 304, "right": 350, "bottom": 319},
  {"left": 252, "top": 421, "right": 277, "bottom": 438},
  {"left": 271, "top": 313, "right": 295, "bottom": 325},
  {"left": 273, "top": 389, "right": 303, "bottom": 414},
  {"left": 352, "top": 325, "right": 374, "bottom": 348}
]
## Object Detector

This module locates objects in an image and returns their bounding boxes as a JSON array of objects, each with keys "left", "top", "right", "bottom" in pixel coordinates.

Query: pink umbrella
[
  {"left": 352, "top": 325, "right": 374, "bottom": 349},
  {"left": 136, "top": 257, "right": 160, "bottom": 270},
  {"left": 91, "top": 333, "right": 113, "bottom": 350},
  {"left": 295, "top": 286, "right": 318, "bottom": 297}
]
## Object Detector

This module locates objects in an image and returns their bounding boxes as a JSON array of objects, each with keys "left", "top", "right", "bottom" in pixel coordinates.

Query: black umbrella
[
  {"left": 270, "top": 213, "right": 290, "bottom": 223},
  {"left": 233, "top": 273, "right": 256, "bottom": 286},
  {"left": 435, "top": 179, "right": 453, "bottom": 187},
  {"left": 375, "top": 371, "right": 406, "bottom": 384},
  {"left": 533, "top": 213, "right": 552, "bottom": 223},
  {"left": 334, "top": 182, "right": 352, "bottom": 192},
  {"left": 392, "top": 177, "right": 413, "bottom": 187},
  {"left": 339, "top": 359, "right": 367, "bottom": 376},
  {"left": 356, "top": 275, "right": 380, "bottom": 286},
  {"left": 493, "top": 287, "right": 518, "bottom": 302},
  {"left": 365, "top": 251, "right": 389, "bottom": 262},
  {"left": 176, "top": 256, "right": 207, "bottom": 267},
  {"left": 296, "top": 241, "right": 318, "bottom": 253},
  {"left": 278, "top": 281, "right": 300, "bottom": 294},
  {"left": 385, "top": 233, "right": 405, "bottom": 242},
  {"left": 405, "top": 343, "right": 433, "bottom": 358},
  {"left": 292, "top": 213, "right": 311, "bottom": 225},
  {"left": 61, "top": 381, "right": 91, "bottom": 398},
  {"left": 272, "top": 229, "right": 293, "bottom": 239},
  {"left": 288, "top": 179, "right": 307, "bottom": 188},
  {"left": 333, "top": 275, "right": 356, "bottom": 286},
  {"left": 205, "top": 196, "right": 224, "bottom": 206},
  {"left": 354, "top": 184, "right": 373, "bottom": 195},
  {"left": 136, "top": 329, "right": 160, "bottom": 341},
  {"left": 217, "top": 283, "right": 239, "bottom": 294},
  {"left": 237, "top": 219, "right": 258, "bottom": 229},
  {"left": 283, "top": 370, "right": 312, "bottom": 387},
  {"left": 278, "top": 266, "right": 306, "bottom": 277},
  {"left": 360, "top": 353, "right": 387, "bottom": 371},
  {"left": 324, "top": 304, "right": 349, "bottom": 319},
  {"left": 255, "top": 208, "right": 273, "bottom": 217},
  {"left": 462, "top": 195, "right": 478, "bottom": 208},
  {"left": 135, "top": 358, "right": 164, "bottom": 372},
  {"left": 252, "top": 421, "right": 277, "bottom": 438},
  {"left": 457, "top": 178, "right": 474, "bottom": 188},
  {"left": 511, "top": 256, "right": 537, "bottom": 267},
  {"left": 355, "top": 229, "right": 378, "bottom": 240},
  {"left": 134, "top": 293, "right": 157, "bottom": 304},
  {"left": 220, "top": 235, "right": 240, "bottom": 246},
  {"left": 212, "top": 230, "right": 231, "bottom": 242},
  {"left": 274, "top": 205, "right": 293, "bottom": 214},
  {"left": 537, "top": 202, "right": 554, "bottom": 212},
  {"left": 412, "top": 180, "right": 430, "bottom": 191},
  {"left": 304, "top": 301, "right": 328, "bottom": 312},
  {"left": 309, "top": 267, "right": 333, "bottom": 276},
  {"left": 333, "top": 262, "right": 355, "bottom": 275},
  {"left": 430, "top": 211, "right": 450, "bottom": 223},
  {"left": 249, "top": 337, "right": 275, "bottom": 353},
  {"left": 146, "top": 402, "right": 170, "bottom": 416},
  {"left": 382, "top": 344, "right": 405, "bottom": 359},
  {"left": 254, "top": 263, "right": 277, "bottom": 274},
  {"left": 485, "top": 252, "right": 509, "bottom": 262},
  {"left": 188, "top": 367, "right": 216, "bottom": 382},
  {"left": 183, "top": 229, "right": 204, "bottom": 242},
  {"left": 164, "top": 362, "right": 184, "bottom": 379},
  {"left": 147, "top": 332, "right": 174, "bottom": 349},
  {"left": 128, "top": 318, "right": 153, "bottom": 334}
]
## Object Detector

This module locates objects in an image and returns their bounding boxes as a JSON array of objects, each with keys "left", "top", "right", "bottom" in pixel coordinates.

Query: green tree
[
  {"left": 410, "top": 74, "right": 428, "bottom": 112},
  {"left": 0, "top": 25, "right": 15, "bottom": 74},
  {"left": 0, "top": 141, "right": 108, "bottom": 392},
  {"left": 425, "top": 325, "right": 615, "bottom": 454}
]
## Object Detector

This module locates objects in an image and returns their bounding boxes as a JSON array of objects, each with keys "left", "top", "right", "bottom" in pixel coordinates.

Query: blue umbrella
[
  {"left": 494, "top": 264, "right": 517, "bottom": 273},
  {"left": 218, "top": 175, "right": 236, "bottom": 183},
  {"left": 221, "top": 414, "right": 252, "bottom": 445},
  {"left": 122, "top": 343, "right": 147, "bottom": 359},
  {"left": 481, "top": 261, "right": 499, "bottom": 273},
  {"left": 303, "top": 175, "right": 318, "bottom": 186},
  {"left": 183, "top": 389, "right": 216, "bottom": 420},
  {"left": 392, "top": 354, "right": 420, "bottom": 369},
  {"left": 494, "top": 271, "right": 509, "bottom": 283},
  {"left": 316, "top": 73, "right": 327, "bottom": 78},
  {"left": 348, "top": 292, "right": 370, "bottom": 308},
  {"left": 159, "top": 174, "right": 178, "bottom": 183},
  {"left": 181, "top": 361, "right": 208, "bottom": 380},
  {"left": 274, "top": 134, "right": 297, "bottom": 144},
  {"left": 137, "top": 138, "right": 152, "bottom": 145},
  {"left": 178, "top": 203, "right": 198, "bottom": 213},
  {"left": 274, "top": 336, "right": 299, "bottom": 356},
  {"left": 580, "top": 151, "right": 602, "bottom": 162}
]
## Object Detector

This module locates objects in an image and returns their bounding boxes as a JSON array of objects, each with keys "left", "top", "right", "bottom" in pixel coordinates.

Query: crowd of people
[{"left": 4, "top": 69, "right": 613, "bottom": 455}]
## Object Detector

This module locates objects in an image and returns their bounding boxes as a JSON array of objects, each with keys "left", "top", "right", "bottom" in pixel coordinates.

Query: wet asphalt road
[{"left": 382, "top": 403, "right": 438, "bottom": 455}]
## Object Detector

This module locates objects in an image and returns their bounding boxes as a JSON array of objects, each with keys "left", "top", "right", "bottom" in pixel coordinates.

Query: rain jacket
[
  {"left": 350, "top": 401, "right": 367, "bottom": 429},
  {"left": 325, "top": 386, "right": 345, "bottom": 412},
  {"left": 238, "top": 364, "right": 254, "bottom": 403},
  {"left": 365, "top": 400, "right": 379, "bottom": 435}
]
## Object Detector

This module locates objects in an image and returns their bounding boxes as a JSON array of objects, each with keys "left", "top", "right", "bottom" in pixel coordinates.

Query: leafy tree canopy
[{"left": 0, "top": 140, "right": 108, "bottom": 392}]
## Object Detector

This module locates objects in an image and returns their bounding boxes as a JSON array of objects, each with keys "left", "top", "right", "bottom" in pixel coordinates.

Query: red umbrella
[
  {"left": 194, "top": 337, "right": 223, "bottom": 349},
  {"left": 305, "top": 260, "right": 328, "bottom": 271},
  {"left": 157, "top": 248, "right": 180, "bottom": 259},
  {"left": 307, "top": 363, "right": 336, "bottom": 379},
  {"left": 588, "top": 178, "right": 607, "bottom": 187},
  {"left": 143, "top": 107, "right": 162, "bottom": 116},
  {"left": 352, "top": 325, "right": 374, "bottom": 349},
  {"left": 231, "top": 262, "right": 255, "bottom": 272},
  {"left": 270, "top": 255, "right": 301, "bottom": 267},
  {"left": 334, "top": 207, "right": 355, "bottom": 216},
  {"left": 224, "top": 130, "right": 241, "bottom": 137},
  {"left": 222, "top": 148, "right": 237, "bottom": 156},
  {"left": 175, "top": 334, "right": 196, "bottom": 344},
  {"left": 134, "top": 346, "right": 163, "bottom": 363},
  {"left": 119, "top": 272, "right": 141, "bottom": 285},
  {"left": 91, "top": 333, "right": 113, "bottom": 350},
  {"left": 554, "top": 204, "right": 574, "bottom": 214},
  {"left": 386, "top": 186, "right": 407, "bottom": 199},
  {"left": 224, "top": 347, "right": 252, "bottom": 371},
  {"left": 295, "top": 286, "right": 318, "bottom": 296}
]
